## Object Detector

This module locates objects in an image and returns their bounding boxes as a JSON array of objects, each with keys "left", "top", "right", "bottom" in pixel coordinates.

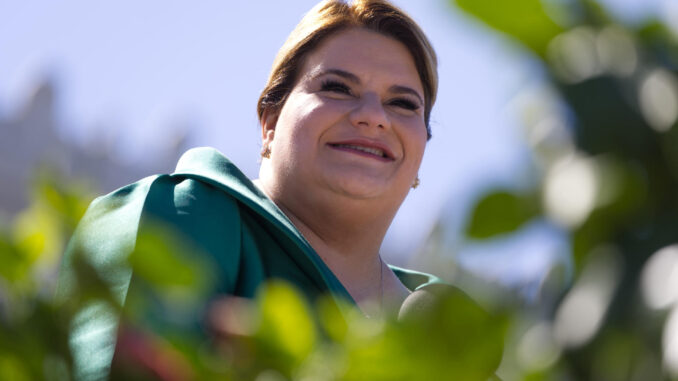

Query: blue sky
[{"left": 0, "top": 0, "right": 670, "bottom": 281}]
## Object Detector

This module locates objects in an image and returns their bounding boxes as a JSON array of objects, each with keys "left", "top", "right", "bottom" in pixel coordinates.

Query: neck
[
  {"left": 280, "top": 194, "right": 389, "bottom": 290},
  {"left": 284, "top": 199, "right": 392, "bottom": 257},
  {"left": 254, "top": 178, "right": 398, "bottom": 309}
]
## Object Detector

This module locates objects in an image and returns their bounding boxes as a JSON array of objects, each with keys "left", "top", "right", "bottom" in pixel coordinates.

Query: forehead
[{"left": 299, "top": 28, "right": 423, "bottom": 93}]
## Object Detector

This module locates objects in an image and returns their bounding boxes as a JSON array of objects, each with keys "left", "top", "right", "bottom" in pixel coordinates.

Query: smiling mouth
[{"left": 328, "top": 143, "right": 393, "bottom": 161}]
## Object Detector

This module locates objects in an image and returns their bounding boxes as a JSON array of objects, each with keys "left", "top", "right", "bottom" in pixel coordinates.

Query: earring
[
  {"left": 261, "top": 146, "right": 271, "bottom": 159},
  {"left": 412, "top": 176, "right": 420, "bottom": 189}
]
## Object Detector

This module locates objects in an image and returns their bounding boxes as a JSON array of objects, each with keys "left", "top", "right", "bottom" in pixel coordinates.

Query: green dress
[{"left": 57, "top": 147, "right": 440, "bottom": 380}]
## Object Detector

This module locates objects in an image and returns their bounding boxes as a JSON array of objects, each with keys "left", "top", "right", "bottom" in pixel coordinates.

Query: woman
[
  {"left": 255, "top": 0, "right": 438, "bottom": 316},
  {"left": 58, "top": 0, "right": 442, "bottom": 379}
]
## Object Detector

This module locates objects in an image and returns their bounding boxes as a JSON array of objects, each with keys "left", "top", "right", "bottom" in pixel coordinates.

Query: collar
[{"left": 172, "top": 147, "right": 440, "bottom": 304}]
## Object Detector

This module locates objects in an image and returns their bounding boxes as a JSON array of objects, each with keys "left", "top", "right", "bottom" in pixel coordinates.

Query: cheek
[
  {"left": 283, "top": 97, "right": 344, "bottom": 141},
  {"left": 409, "top": 142, "right": 426, "bottom": 172},
  {"left": 400, "top": 121, "right": 428, "bottom": 163},
  {"left": 274, "top": 98, "right": 326, "bottom": 155}
]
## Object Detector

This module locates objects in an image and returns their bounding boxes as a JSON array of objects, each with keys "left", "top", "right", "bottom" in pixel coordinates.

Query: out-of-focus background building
[{"left": 0, "top": 79, "right": 190, "bottom": 217}]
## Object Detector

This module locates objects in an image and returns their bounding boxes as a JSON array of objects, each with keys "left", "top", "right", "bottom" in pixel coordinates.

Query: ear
[{"left": 261, "top": 109, "right": 278, "bottom": 146}]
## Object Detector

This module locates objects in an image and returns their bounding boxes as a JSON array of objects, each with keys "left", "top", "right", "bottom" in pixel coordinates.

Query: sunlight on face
[{"left": 262, "top": 28, "right": 427, "bottom": 207}]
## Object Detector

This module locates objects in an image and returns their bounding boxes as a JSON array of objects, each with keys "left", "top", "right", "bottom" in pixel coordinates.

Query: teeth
[{"left": 335, "top": 144, "right": 385, "bottom": 158}]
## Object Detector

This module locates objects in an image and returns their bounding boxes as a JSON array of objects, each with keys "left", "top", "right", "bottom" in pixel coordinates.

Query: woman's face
[{"left": 261, "top": 27, "right": 427, "bottom": 206}]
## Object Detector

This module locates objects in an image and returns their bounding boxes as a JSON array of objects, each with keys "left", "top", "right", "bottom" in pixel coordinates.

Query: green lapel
[{"left": 172, "top": 147, "right": 355, "bottom": 308}]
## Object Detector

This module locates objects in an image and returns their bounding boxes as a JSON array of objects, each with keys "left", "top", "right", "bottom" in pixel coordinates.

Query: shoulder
[
  {"left": 89, "top": 147, "right": 262, "bottom": 229},
  {"left": 57, "top": 149, "right": 270, "bottom": 380},
  {"left": 61, "top": 149, "right": 255, "bottom": 289},
  {"left": 76, "top": 169, "right": 246, "bottom": 250},
  {"left": 143, "top": 174, "right": 242, "bottom": 223}
]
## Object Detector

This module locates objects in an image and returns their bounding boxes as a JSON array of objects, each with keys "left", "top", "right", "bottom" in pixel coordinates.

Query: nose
[{"left": 348, "top": 93, "right": 391, "bottom": 131}]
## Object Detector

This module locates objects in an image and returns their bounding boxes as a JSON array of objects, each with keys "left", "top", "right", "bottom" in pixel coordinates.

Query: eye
[
  {"left": 389, "top": 98, "right": 420, "bottom": 111},
  {"left": 320, "top": 80, "right": 352, "bottom": 95}
]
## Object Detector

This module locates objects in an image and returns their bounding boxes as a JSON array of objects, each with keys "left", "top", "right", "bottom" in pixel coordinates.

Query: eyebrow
[{"left": 312, "top": 68, "right": 424, "bottom": 105}]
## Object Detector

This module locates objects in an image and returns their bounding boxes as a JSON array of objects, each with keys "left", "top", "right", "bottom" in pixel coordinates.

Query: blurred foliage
[
  {"left": 0, "top": 173, "right": 91, "bottom": 381},
  {"left": 454, "top": 0, "right": 678, "bottom": 379},
  {"left": 455, "top": 0, "right": 563, "bottom": 56},
  {"left": 466, "top": 190, "right": 540, "bottom": 239},
  {"left": 4, "top": 0, "right": 678, "bottom": 380},
  {"left": 0, "top": 175, "right": 507, "bottom": 380}
]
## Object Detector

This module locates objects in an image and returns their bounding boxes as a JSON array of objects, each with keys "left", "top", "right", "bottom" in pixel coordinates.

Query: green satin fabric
[{"left": 56, "top": 147, "right": 439, "bottom": 380}]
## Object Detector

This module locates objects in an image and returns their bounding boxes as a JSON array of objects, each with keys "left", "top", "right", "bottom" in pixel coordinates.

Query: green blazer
[{"left": 57, "top": 147, "right": 440, "bottom": 380}]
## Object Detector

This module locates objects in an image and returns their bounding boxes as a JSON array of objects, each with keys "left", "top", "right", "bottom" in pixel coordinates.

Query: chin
[{"left": 326, "top": 175, "right": 399, "bottom": 200}]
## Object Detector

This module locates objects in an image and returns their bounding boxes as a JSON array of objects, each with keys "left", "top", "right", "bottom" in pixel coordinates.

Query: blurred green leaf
[
  {"left": 0, "top": 355, "right": 31, "bottom": 381},
  {"left": 557, "top": 77, "right": 656, "bottom": 158},
  {"left": 397, "top": 285, "right": 506, "bottom": 380},
  {"left": 453, "top": 0, "right": 564, "bottom": 56},
  {"left": 317, "top": 294, "right": 350, "bottom": 343},
  {"left": 256, "top": 281, "right": 317, "bottom": 372},
  {"left": 32, "top": 170, "right": 93, "bottom": 232},
  {"left": 466, "top": 190, "right": 539, "bottom": 239},
  {"left": 12, "top": 204, "right": 63, "bottom": 268},
  {"left": 129, "top": 222, "right": 216, "bottom": 302},
  {"left": 0, "top": 231, "right": 28, "bottom": 284}
]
